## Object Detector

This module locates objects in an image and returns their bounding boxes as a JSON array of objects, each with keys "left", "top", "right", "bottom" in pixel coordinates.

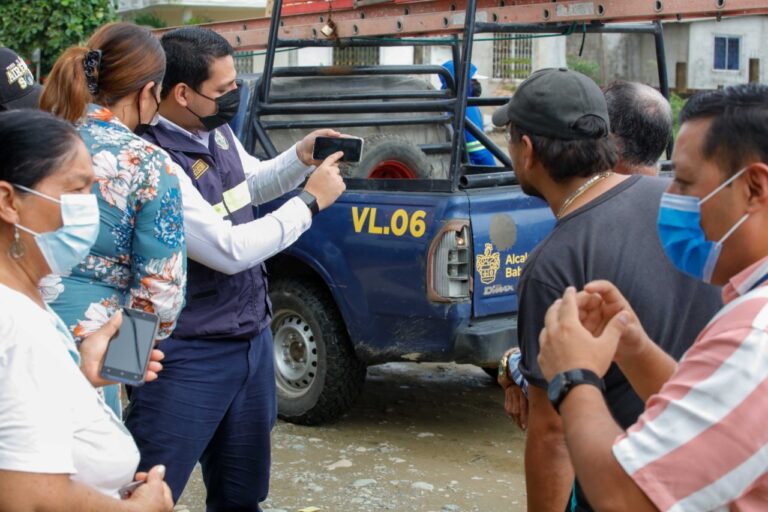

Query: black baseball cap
[
  {"left": 492, "top": 67, "right": 609, "bottom": 140},
  {"left": 0, "top": 48, "right": 42, "bottom": 110}
]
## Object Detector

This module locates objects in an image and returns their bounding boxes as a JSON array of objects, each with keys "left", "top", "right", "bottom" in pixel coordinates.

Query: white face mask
[{"left": 14, "top": 184, "right": 100, "bottom": 275}]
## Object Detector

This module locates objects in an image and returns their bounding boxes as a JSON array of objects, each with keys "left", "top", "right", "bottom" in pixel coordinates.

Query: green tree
[
  {"left": 131, "top": 12, "right": 167, "bottom": 29},
  {"left": 669, "top": 92, "right": 687, "bottom": 140},
  {"left": 0, "top": 0, "right": 116, "bottom": 78},
  {"left": 566, "top": 55, "right": 601, "bottom": 84}
]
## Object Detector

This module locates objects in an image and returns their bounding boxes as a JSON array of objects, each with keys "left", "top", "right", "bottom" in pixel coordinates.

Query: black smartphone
[
  {"left": 312, "top": 136, "right": 364, "bottom": 163},
  {"left": 100, "top": 308, "right": 159, "bottom": 387}
]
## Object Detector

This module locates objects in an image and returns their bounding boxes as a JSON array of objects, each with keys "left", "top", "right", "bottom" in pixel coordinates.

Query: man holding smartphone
[{"left": 124, "top": 27, "right": 346, "bottom": 511}]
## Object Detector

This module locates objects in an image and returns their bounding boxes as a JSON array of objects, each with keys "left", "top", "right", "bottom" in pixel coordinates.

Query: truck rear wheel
[
  {"left": 270, "top": 278, "right": 366, "bottom": 425},
  {"left": 352, "top": 135, "right": 433, "bottom": 179}
]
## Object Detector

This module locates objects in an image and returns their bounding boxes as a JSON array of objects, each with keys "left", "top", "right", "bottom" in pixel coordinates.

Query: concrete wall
[
  {"left": 531, "top": 35, "right": 567, "bottom": 71},
  {"left": 563, "top": 23, "right": 689, "bottom": 88}
]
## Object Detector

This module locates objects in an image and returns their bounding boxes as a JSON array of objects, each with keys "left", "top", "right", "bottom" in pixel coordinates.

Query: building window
[
  {"left": 333, "top": 47, "right": 379, "bottom": 66},
  {"left": 492, "top": 34, "right": 532, "bottom": 79},
  {"left": 714, "top": 36, "right": 740, "bottom": 71}
]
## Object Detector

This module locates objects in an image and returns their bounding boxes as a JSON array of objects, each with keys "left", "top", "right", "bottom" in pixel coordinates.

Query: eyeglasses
[{"left": 503, "top": 123, "right": 513, "bottom": 142}]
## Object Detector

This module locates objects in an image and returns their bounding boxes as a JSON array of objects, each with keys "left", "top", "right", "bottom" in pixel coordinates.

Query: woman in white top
[{"left": 0, "top": 109, "right": 172, "bottom": 511}]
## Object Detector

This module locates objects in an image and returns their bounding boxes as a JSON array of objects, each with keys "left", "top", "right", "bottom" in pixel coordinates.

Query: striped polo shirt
[{"left": 612, "top": 255, "right": 768, "bottom": 512}]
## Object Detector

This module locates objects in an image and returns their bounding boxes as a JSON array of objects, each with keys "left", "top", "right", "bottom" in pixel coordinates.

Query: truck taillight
[{"left": 427, "top": 221, "right": 471, "bottom": 301}]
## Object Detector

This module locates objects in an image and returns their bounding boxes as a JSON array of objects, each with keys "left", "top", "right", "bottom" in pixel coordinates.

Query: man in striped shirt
[{"left": 537, "top": 83, "right": 768, "bottom": 511}]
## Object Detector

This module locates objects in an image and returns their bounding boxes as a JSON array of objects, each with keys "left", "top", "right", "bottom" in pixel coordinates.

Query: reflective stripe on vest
[
  {"left": 212, "top": 180, "right": 251, "bottom": 218},
  {"left": 466, "top": 140, "right": 485, "bottom": 153}
]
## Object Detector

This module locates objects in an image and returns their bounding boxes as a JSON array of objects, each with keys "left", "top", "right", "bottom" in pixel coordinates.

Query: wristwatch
[
  {"left": 298, "top": 189, "right": 319, "bottom": 218},
  {"left": 547, "top": 369, "right": 605, "bottom": 414}
]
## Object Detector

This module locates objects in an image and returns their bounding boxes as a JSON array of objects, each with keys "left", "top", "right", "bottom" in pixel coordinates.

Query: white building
[
  {"left": 684, "top": 16, "right": 767, "bottom": 89},
  {"left": 117, "top": 0, "right": 265, "bottom": 26}
]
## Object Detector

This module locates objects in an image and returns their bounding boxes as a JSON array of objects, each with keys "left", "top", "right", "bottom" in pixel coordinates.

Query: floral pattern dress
[{"left": 46, "top": 104, "right": 187, "bottom": 417}]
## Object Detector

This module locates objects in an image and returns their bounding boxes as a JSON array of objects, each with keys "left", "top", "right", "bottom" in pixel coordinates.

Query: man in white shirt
[{"left": 124, "top": 26, "right": 346, "bottom": 511}]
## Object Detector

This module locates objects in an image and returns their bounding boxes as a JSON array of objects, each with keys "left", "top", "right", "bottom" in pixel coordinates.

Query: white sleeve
[
  {"left": 0, "top": 320, "right": 75, "bottom": 474},
  {"left": 233, "top": 132, "right": 315, "bottom": 206},
  {"left": 178, "top": 165, "right": 312, "bottom": 275}
]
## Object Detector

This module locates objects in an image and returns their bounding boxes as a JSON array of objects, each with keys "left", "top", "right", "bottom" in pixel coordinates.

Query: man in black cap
[
  {"left": 0, "top": 48, "right": 42, "bottom": 111},
  {"left": 493, "top": 68, "right": 721, "bottom": 512}
]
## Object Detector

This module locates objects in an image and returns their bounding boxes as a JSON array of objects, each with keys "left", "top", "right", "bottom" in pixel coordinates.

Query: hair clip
[{"left": 83, "top": 49, "right": 102, "bottom": 95}]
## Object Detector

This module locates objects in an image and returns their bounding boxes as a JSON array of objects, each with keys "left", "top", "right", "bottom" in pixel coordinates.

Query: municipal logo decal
[
  {"left": 214, "top": 129, "right": 229, "bottom": 150},
  {"left": 476, "top": 242, "right": 501, "bottom": 285}
]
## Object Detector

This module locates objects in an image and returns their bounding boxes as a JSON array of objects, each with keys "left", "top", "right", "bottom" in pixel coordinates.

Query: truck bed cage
[{"left": 180, "top": 0, "right": 768, "bottom": 191}]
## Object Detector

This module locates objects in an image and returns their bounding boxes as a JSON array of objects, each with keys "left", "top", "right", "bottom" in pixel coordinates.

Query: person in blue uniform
[
  {"left": 440, "top": 60, "right": 496, "bottom": 166},
  {"left": 123, "top": 27, "right": 346, "bottom": 511}
]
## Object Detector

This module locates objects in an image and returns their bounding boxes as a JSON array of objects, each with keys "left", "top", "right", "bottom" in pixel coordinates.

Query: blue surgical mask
[
  {"left": 14, "top": 184, "right": 100, "bottom": 276},
  {"left": 657, "top": 168, "right": 749, "bottom": 283}
]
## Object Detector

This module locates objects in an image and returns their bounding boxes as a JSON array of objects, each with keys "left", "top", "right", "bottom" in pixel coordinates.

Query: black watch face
[{"left": 547, "top": 373, "right": 565, "bottom": 403}]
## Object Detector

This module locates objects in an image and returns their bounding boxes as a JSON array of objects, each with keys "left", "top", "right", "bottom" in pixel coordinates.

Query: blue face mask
[
  {"left": 657, "top": 168, "right": 749, "bottom": 283},
  {"left": 14, "top": 185, "right": 100, "bottom": 276}
]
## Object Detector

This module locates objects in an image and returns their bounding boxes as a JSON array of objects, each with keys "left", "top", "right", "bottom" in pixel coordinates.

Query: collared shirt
[
  {"left": 613, "top": 254, "right": 768, "bottom": 512},
  {"left": 157, "top": 116, "right": 314, "bottom": 275}
]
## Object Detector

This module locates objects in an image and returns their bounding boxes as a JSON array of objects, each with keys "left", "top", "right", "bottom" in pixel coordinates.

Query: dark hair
[
  {"left": 0, "top": 110, "right": 81, "bottom": 188},
  {"left": 604, "top": 80, "right": 672, "bottom": 167},
  {"left": 510, "top": 118, "right": 618, "bottom": 182},
  {"left": 680, "top": 83, "right": 768, "bottom": 177},
  {"left": 160, "top": 27, "right": 234, "bottom": 99},
  {"left": 40, "top": 22, "right": 165, "bottom": 123}
]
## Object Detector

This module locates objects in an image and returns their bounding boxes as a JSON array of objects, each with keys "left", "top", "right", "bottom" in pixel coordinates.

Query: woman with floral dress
[{"left": 40, "top": 22, "right": 186, "bottom": 416}]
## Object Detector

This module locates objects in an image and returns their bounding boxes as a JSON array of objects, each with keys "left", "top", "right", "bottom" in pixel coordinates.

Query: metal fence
[
  {"left": 234, "top": 51, "right": 257, "bottom": 74},
  {"left": 492, "top": 34, "right": 532, "bottom": 79},
  {"left": 333, "top": 46, "right": 380, "bottom": 66}
]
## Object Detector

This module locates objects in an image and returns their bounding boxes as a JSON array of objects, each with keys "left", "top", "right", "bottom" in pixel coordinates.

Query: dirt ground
[{"left": 177, "top": 362, "right": 527, "bottom": 512}]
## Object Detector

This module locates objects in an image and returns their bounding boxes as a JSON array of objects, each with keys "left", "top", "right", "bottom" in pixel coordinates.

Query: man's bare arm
[
  {"left": 560, "top": 386, "right": 658, "bottom": 511},
  {"left": 525, "top": 386, "right": 574, "bottom": 512}
]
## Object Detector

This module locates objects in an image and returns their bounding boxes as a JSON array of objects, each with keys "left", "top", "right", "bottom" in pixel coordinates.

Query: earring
[{"left": 8, "top": 226, "right": 25, "bottom": 260}]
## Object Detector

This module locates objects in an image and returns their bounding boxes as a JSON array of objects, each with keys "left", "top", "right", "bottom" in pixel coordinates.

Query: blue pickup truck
[
  {"left": 233, "top": 67, "right": 554, "bottom": 425},
  {"left": 230, "top": 4, "right": 670, "bottom": 424}
]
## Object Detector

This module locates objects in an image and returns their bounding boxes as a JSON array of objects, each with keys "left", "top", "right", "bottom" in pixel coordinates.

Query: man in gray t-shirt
[
  {"left": 492, "top": 69, "right": 722, "bottom": 512},
  {"left": 517, "top": 175, "right": 720, "bottom": 426}
]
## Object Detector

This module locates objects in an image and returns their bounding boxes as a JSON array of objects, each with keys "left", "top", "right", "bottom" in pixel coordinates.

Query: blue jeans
[{"left": 124, "top": 329, "right": 277, "bottom": 511}]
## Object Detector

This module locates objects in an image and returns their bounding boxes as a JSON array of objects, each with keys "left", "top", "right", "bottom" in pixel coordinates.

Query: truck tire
[
  {"left": 352, "top": 135, "right": 433, "bottom": 179},
  {"left": 269, "top": 277, "right": 367, "bottom": 425}
]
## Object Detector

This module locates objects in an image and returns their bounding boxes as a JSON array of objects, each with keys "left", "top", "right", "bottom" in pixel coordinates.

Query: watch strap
[
  {"left": 548, "top": 368, "right": 604, "bottom": 414},
  {"left": 298, "top": 190, "right": 319, "bottom": 217}
]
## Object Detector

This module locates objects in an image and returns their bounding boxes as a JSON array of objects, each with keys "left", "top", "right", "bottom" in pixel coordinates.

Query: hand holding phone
[
  {"left": 124, "top": 465, "right": 173, "bottom": 511},
  {"left": 100, "top": 308, "right": 160, "bottom": 387},
  {"left": 303, "top": 151, "right": 346, "bottom": 211},
  {"left": 312, "top": 136, "right": 364, "bottom": 163},
  {"left": 119, "top": 480, "right": 144, "bottom": 499}
]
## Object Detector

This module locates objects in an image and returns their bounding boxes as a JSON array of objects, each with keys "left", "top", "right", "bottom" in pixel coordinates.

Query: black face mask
[
  {"left": 133, "top": 93, "right": 160, "bottom": 136},
  {"left": 187, "top": 81, "right": 241, "bottom": 131},
  {"left": 470, "top": 78, "right": 482, "bottom": 98}
]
